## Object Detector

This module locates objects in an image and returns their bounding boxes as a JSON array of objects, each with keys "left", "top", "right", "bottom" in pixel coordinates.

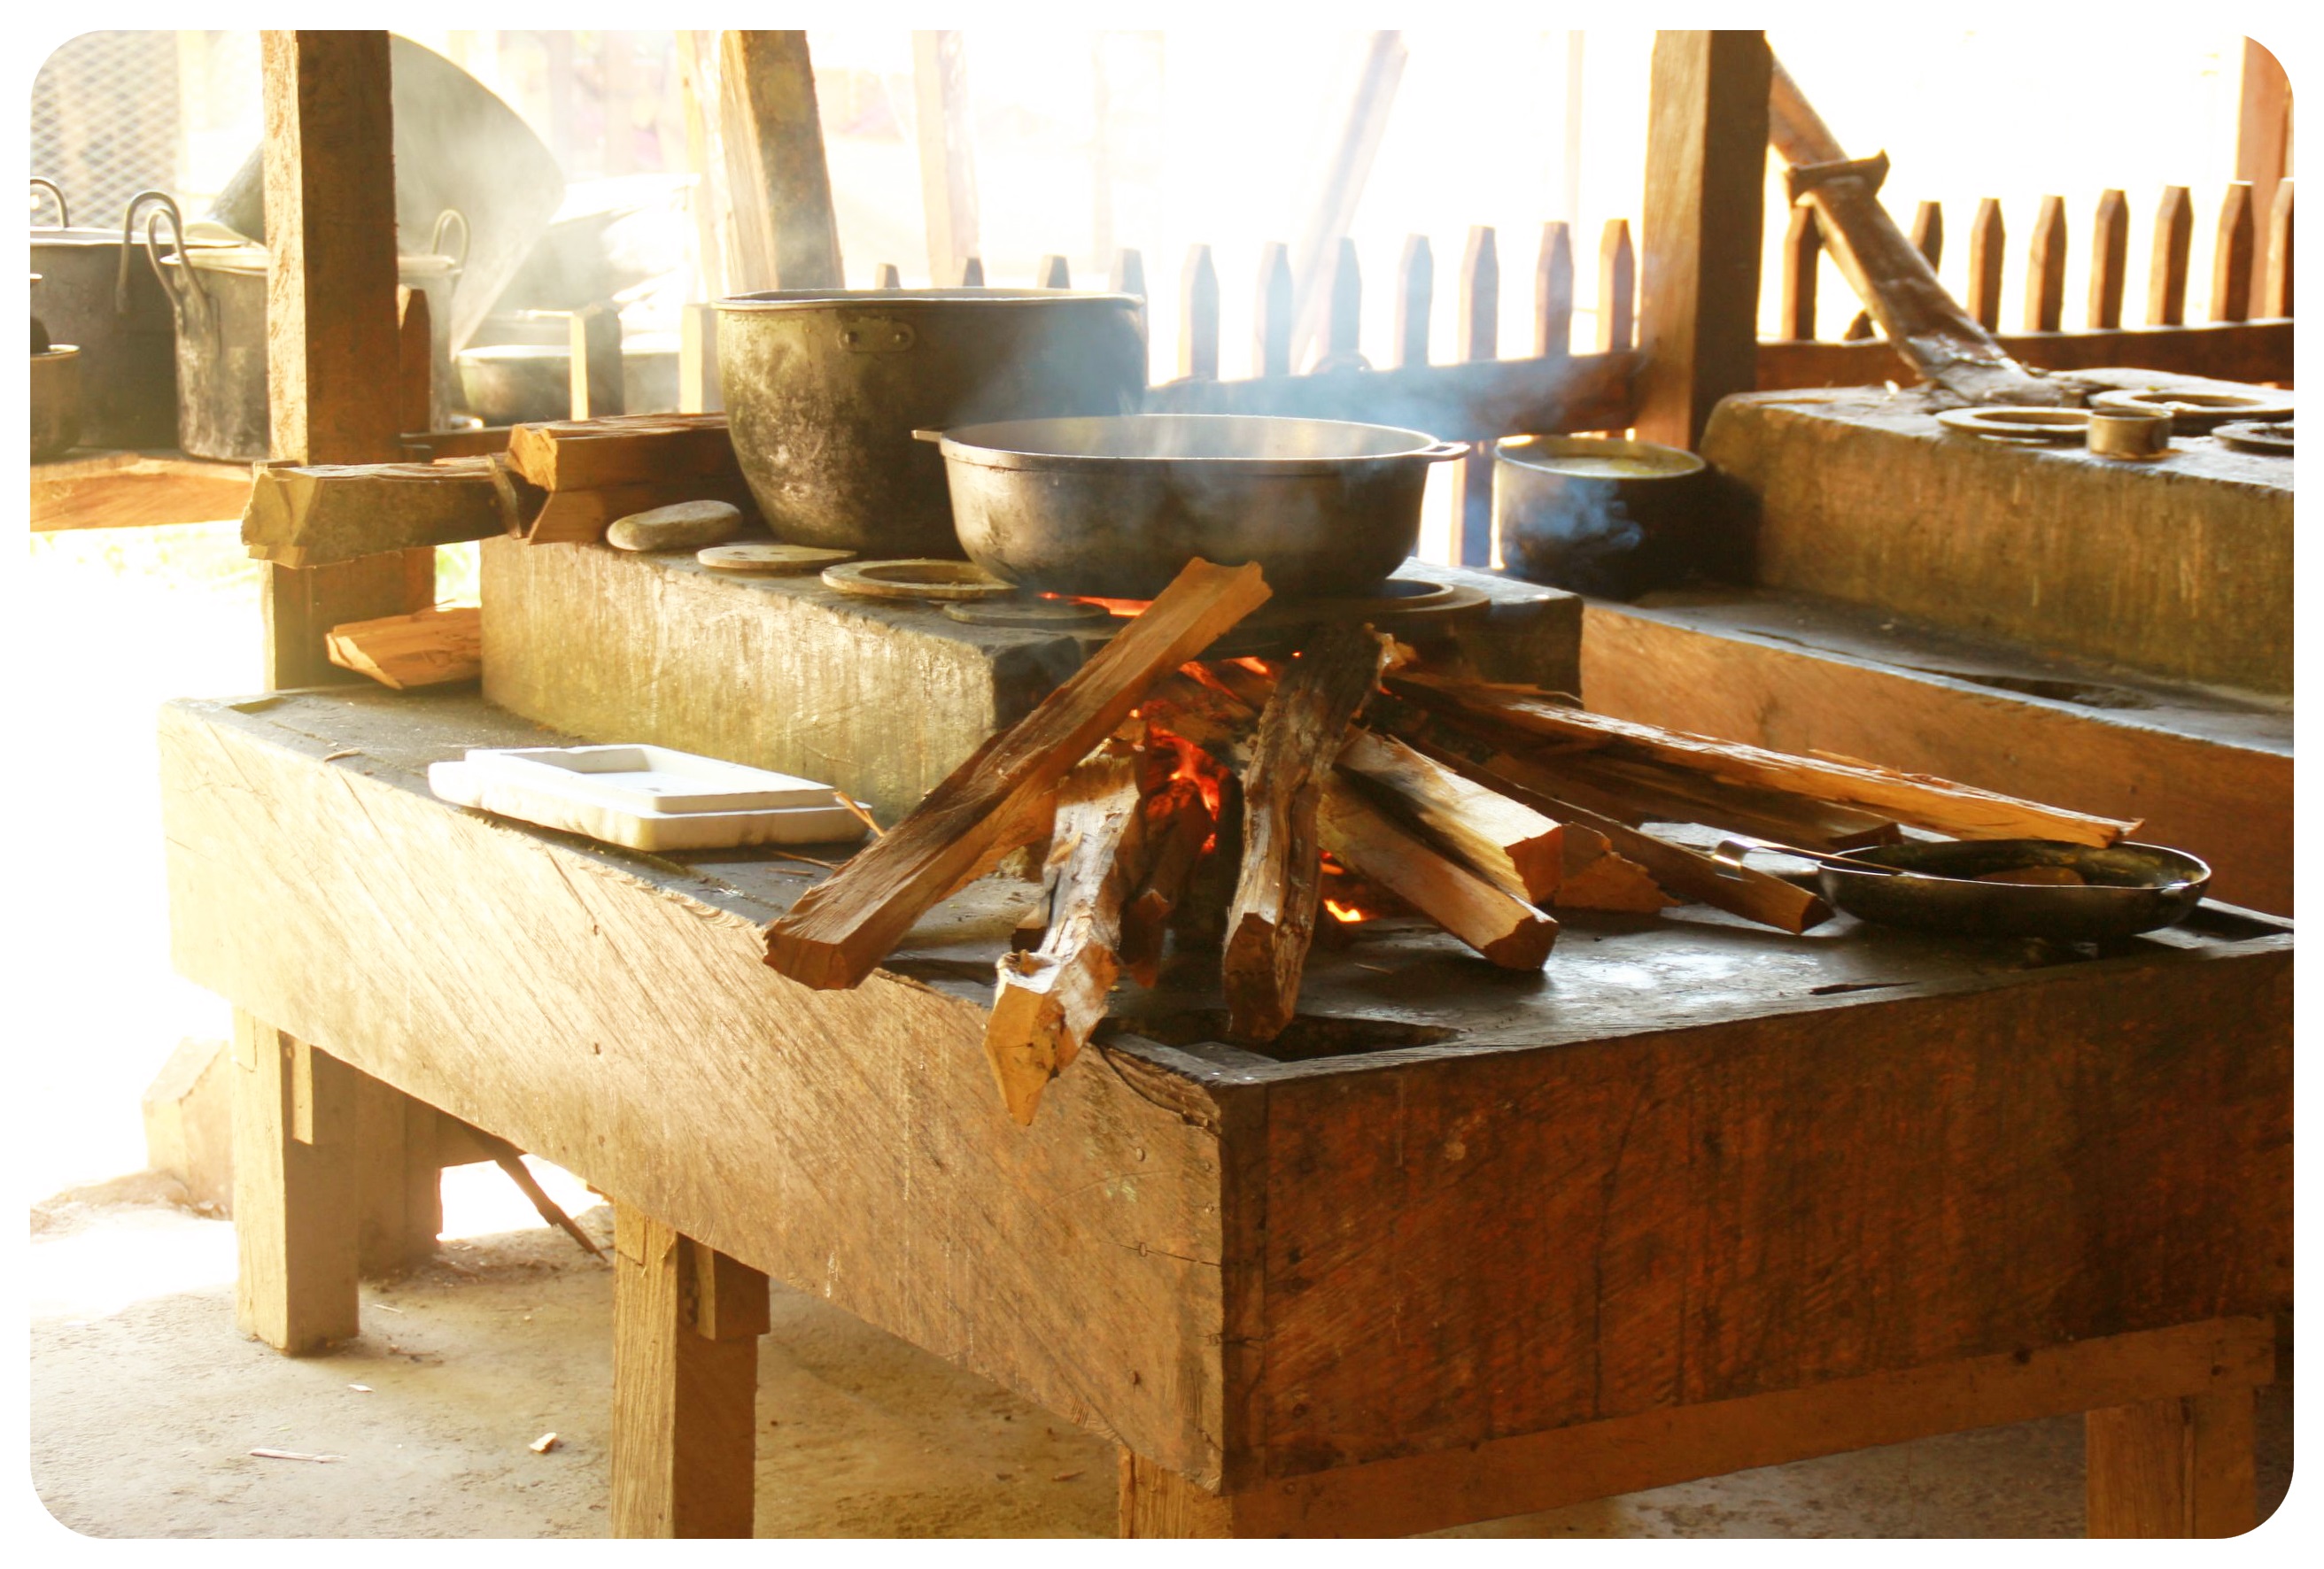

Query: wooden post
[
  {"left": 569, "top": 302, "right": 624, "bottom": 420},
  {"left": 2211, "top": 182, "right": 2255, "bottom": 323},
  {"left": 610, "top": 1205, "right": 766, "bottom": 1538},
  {"left": 1534, "top": 221, "right": 1574, "bottom": 358},
  {"left": 721, "top": 32, "right": 843, "bottom": 290},
  {"left": 350, "top": 1068, "right": 444, "bottom": 1278},
  {"left": 2150, "top": 185, "right": 2193, "bottom": 327},
  {"left": 1110, "top": 247, "right": 1147, "bottom": 304},
  {"left": 1319, "top": 236, "right": 1362, "bottom": 368},
  {"left": 2263, "top": 179, "right": 2293, "bottom": 318},
  {"left": 1179, "top": 243, "right": 1219, "bottom": 380},
  {"left": 395, "top": 286, "right": 432, "bottom": 437},
  {"left": 679, "top": 301, "right": 722, "bottom": 414},
  {"left": 915, "top": 30, "right": 980, "bottom": 291},
  {"left": 1636, "top": 29, "right": 1770, "bottom": 452},
  {"left": 1037, "top": 253, "right": 1072, "bottom": 289},
  {"left": 1967, "top": 197, "right": 2006, "bottom": 331},
  {"left": 1394, "top": 234, "right": 1433, "bottom": 367},
  {"left": 873, "top": 262, "right": 902, "bottom": 289},
  {"left": 1597, "top": 218, "right": 1635, "bottom": 352},
  {"left": 1119, "top": 1449, "right": 1236, "bottom": 1538},
  {"left": 1779, "top": 202, "right": 1820, "bottom": 339},
  {"left": 1254, "top": 241, "right": 1294, "bottom": 378},
  {"left": 2087, "top": 1389, "right": 2256, "bottom": 1537},
  {"left": 959, "top": 255, "right": 985, "bottom": 287},
  {"left": 2088, "top": 189, "right": 2129, "bottom": 331},
  {"left": 1455, "top": 224, "right": 1498, "bottom": 566},
  {"left": 232, "top": 1011, "right": 360, "bottom": 1353},
  {"left": 2233, "top": 39, "right": 2291, "bottom": 307},
  {"left": 260, "top": 30, "right": 433, "bottom": 689},
  {"left": 2025, "top": 194, "right": 2067, "bottom": 333}
]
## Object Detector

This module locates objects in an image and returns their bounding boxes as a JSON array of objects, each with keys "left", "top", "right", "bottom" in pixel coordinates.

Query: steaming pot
[
  {"left": 922, "top": 414, "right": 1468, "bottom": 599},
  {"left": 1493, "top": 434, "right": 1712, "bottom": 600},
  {"left": 717, "top": 289, "right": 1148, "bottom": 557}
]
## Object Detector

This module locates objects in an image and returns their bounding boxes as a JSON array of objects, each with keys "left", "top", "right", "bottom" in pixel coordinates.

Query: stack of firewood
[{"left": 760, "top": 560, "right": 2136, "bottom": 1123}]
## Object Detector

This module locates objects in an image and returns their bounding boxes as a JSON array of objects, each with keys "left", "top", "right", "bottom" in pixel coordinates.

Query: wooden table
[
  {"left": 30, "top": 448, "right": 254, "bottom": 532},
  {"left": 159, "top": 688, "right": 2290, "bottom": 1539}
]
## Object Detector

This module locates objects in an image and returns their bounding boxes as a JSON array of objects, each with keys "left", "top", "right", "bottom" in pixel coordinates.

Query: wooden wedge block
[
  {"left": 1224, "top": 626, "right": 1392, "bottom": 1041},
  {"left": 984, "top": 734, "right": 1143, "bottom": 1125},
  {"left": 1337, "top": 728, "right": 1565, "bottom": 902},
  {"left": 1390, "top": 672, "right": 2138, "bottom": 845},
  {"left": 325, "top": 606, "right": 483, "bottom": 690},
  {"left": 1318, "top": 778, "right": 1558, "bottom": 969},
  {"left": 243, "top": 456, "right": 520, "bottom": 568},
  {"left": 763, "top": 559, "right": 1272, "bottom": 991},
  {"left": 506, "top": 412, "right": 738, "bottom": 492}
]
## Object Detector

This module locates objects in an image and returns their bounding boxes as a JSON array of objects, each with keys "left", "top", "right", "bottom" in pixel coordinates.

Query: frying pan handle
[
  {"left": 29, "top": 176, "right": 67, "bottom": 228},
  {"left": 1417, "top": 440, "right": 1472, "bottom": 462},
  {"left": 911, "top": 429, "right": 948, "bottom": 444}
]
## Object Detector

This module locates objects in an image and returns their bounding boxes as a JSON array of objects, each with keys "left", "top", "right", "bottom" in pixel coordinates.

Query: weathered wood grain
[
  {"left": 243, "top": 458, "right": 515, "bottom": 568},
  {"left": 325, "top": 606, "right": 482, "bottom": 691},
  {"left": 2149, "top": 185, "right": 2194, "bottom": 327},
  {"left": 2087, "top": 1389, "right": 2256, "bottom": 1537},
  {"left": 609, "top": 1206, "right": 757, "bottom": 1537},
  {"left": 1336, "top": 728, "right": 1565, "bottom": 901},
  {"left": 30, "top": 450, "right": 254, "bottom": 533},
  {"left": 1755, "top": 319, "right": 2293, "bottom": 389},
  {"left": 1315, "top": 780, "right": 1557, "bottom": 969},
  {"left": 2210, "top": 182, "right": 2255, "bottom": 322},
  {"left": 506, "top": 413, "right": 735, "bottom": 492},
  {"left": 232, "top": 1012, "right": 360, "bottom": 1352},
  {"left": 724, "top": 31, "right": 843, "bottom": 290}
]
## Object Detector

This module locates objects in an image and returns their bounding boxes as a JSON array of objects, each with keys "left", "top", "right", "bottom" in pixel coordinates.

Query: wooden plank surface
[
  {"left": 1755, "top": 318, "right": 2292, "bottom": 389},
  {"left": 30, "top": 451, "right": 254, "bottom": 532},
  {"left": 1636, "top": 29, "right": 1770, "bottom": 450}
]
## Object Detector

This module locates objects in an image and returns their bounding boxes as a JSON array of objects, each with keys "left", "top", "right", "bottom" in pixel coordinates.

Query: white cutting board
[{"left": 430, "top": 745, "right": 871, "bottom": 853}]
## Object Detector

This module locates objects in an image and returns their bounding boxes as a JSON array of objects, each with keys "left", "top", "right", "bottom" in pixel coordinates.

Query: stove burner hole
[{"left": 1117, "top": 1009, "right": 1460, "bottom": 1063}]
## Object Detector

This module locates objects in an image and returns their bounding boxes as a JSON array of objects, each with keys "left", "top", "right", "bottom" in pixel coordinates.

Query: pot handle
[
  {"left": 1417, "top": 440, "right": 1472, "bottom": 462},
  {"left": 910, "top": 429, "right": 948, "bottom": 444},
  {"left": 118, "top": 189, "right": 181, "bottom": 315},
  {"left": 29, "top": 176, "right": 67, "bottom": 228},
  {"left": 143, "top": 200, "right": 211, "bottom": 323},
  {"left": 430, "top": 207, "right": 471, "bottom": 276}
]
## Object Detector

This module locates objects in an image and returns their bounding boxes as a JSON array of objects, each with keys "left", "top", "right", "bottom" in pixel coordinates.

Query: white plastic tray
[{"left": 429, "top": 745, "right": 871, "bottom": 853}]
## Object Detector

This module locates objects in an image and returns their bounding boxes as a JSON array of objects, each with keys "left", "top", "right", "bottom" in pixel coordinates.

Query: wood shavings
[{"left": 250, "top": 1448, "right": 343, "bottom": 1463}]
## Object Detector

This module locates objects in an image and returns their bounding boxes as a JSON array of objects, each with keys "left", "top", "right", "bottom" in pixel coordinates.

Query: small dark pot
[{"left": 1493, "top": 434, "right": 1711, "bottom": 599}]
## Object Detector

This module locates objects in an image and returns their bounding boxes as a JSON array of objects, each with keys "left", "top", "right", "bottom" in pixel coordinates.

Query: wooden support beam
[
  {"left": 1533, "top": 221, "right": 1574, "bottom": 359},
  {"left": 2150, "top": 185, "right": 2194, "bottom": 326},
  {"left": 2088, "top": 189, "right": 2129, "bottom": 330},
  {"left": 244, "top": 458, "right": 517, "bottom": 568},
  {"left": 395, "top": 286, "right": 432, "bottom": 437},
  {"left": 610, "top": 1206, "right": 761, "bottom": 1538},
  {"left": 2212, "top": 182, "right": 2256, "bottom": 323},
  {"left": 1779, "top": 203, "right": 1821, "bottom": 340},
  {"left": 680, "top": 302, "right": 721, "bottom": 414},
  {"left": 569, "top": 302, "right": 625, "bottom": 420},
  {"left": 1756, "top": 318, "right": 2293, "bottom": 390},
  {"left": 1180, "top": 243, "right": 1220, "bottom": 380},
  {"left": 1638, "top": 30, "right": 1770, "bottom": 450},
  {"left": 260, "top": 29, "right": 433, "bottom": 688},
  {"left": 1394, "top": 234, "right": 1432, "bottom": 367},
  {"left": 722, "top": 31, "right": 843, "bottom": 290},
  {"left": 1455, "top": 225, "right": 1498, "bottom": 564},
  {"left": 349, "top": 1069, "right": 444, "bottom": 1277},
  {"left": 2024, "top": 195, "right": 2067, "bottom": 334},
  {"left": 2087, "top": 1389, "right": 2257, "bottom": 1538},
  {"left": 1844, "top": 201, "right": 1941, "bottom": 340},
  {"left": 232, "top": 1011, "right": 360, "bottom": 1352},
  {"left": 1254, "top": 241, "right": 1294, "bottom": 378},
  {"left": 914, "top": 30, "right": 980, "bottom": 292}
]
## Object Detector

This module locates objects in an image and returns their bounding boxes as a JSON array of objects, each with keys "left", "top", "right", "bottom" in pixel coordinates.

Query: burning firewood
[
  {"left": 1336, "top": 729, "right": 1565, "bottom": 904},
  {"left": 983, "top": 730, "right": 1145, "bottom": 1125},
  {"left": 1316, "top": 781, "right": 1559, "bottom": 970},
  {"left": 763, "top": 559, "right": 1271, "bottom": 990},
  {"left": 1223, "top": 626, "right": 1394, "bottom": 1041},
  {"left": 1115, "top": 777, "right": 1215, "bottom": 987}
]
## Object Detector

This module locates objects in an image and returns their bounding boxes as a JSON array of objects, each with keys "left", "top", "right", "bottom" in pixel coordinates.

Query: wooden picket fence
[{"left": 1757, "top": 177, "right": 2294, "bottom": 389}]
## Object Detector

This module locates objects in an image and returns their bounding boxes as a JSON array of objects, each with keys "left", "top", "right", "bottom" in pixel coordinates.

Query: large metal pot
[
  {"left": 925, "top": 414, "right": 1467, "bottom": 599},
  {"left": 206, "top": 34, "right": 562, "bottom": 355},
  {"left": 1494, "top": 434, "right": 1712, "bottom": 600},
  {"left": 717, "top": 289, "right": 1148, "bottom": 557},
  {"left": 456, "top": 336, "right": 681, "bottom": 426},
  {"left": 148, "top": 204, "right": 463, "bottom": 460},
  {"left": 27, "top": 181, "right": 178, "bottom": 447}
]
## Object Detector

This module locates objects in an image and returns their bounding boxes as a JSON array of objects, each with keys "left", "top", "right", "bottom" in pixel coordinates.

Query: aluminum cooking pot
[
  {"left": 1494, "top": 434, "right": 1712, "bottom": 600},
  {"left": 27, "top": 180, "right": 178, "bottom": 447},
  {"left": 717, "top": 289, "right": 1148, "bottom": 558},
  {"left": 922, "top": 414, "right": 1468, "bottom": 599}
]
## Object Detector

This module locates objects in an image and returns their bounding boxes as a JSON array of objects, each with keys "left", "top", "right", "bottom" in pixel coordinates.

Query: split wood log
[
  {"left": 1116, "top": 779, "right": 1214, "bottom": 988},
  {"left": 1767, "top": 53, "right": 2068, "bottom": 407},
  {"left": 324, "top": 606, "right": 482, "bottom": 690},
  {"left": 1515, "top": 747, "right": 1901, "bottom": 852},
  {"left": 505, "top": 413, "right": 737, "bottom": 492},
  {"left": 1336, "top": 728, "right": 1564, "bottom": 903},
  {"left": 984, "top": 734, "right": 1144, "bottom": 1125},
  {"left": 243, "top": 457, "right": 522, "bottom": 568},
  {"left": 763, "top": 560, "right": 1271, "bottom": 990},
  {"left": 1223, "top": 626, "right": 1392, "bottom": 1040},
  {"left": 1317, "top": 780, "right": 1558, "bottom": 970},
  {"left": 1554, "top": 828, "right": 1681, "bottom": 915},
  {"left": 1389, "top": 673, "right": 2137, "bottom": 846}
]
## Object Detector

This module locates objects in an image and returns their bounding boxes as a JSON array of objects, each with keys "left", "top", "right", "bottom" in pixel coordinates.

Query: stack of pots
[{"left": 27, "top": 178, "right": 177, "bottom": 449}]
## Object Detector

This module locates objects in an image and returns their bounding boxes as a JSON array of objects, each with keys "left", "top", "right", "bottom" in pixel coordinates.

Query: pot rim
[
  {"left": 1495, "top": 432, "right": 1707, "bottom": 480},
  {"left": 931, "top": 413, "right": 1454, "bottom": 475},
  {"left": 718, "top": 287, "right": 1142, "bottom": 312}
]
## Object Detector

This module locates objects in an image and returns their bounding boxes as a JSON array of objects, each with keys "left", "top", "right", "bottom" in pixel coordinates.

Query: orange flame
[
  {"left": 1148, "top": 724, "right": 1226, "bottom": 818},
  {"left": 1323, "top": 899, "right": 1373, "bottom": 924}
]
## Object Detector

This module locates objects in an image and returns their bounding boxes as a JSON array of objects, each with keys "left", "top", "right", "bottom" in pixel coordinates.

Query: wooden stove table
[{"left": 159, "top": 688, "right": 2290, "bottom": 1539}]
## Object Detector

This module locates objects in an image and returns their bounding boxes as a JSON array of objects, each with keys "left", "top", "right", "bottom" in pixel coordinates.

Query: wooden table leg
[
  {"left": 349, "top": 1069, "right": 444, "bottom": 1278},
  {"left": 2087, "top": 1388, "right": 2258, "bottom": 1537},
  {"left": 610, "top": 1204, "right": 768, "bottom": 1538},
  {"left": 1119, "top": 1449, "right": 1236, "bottom": 1538},
  {"left": 231, "top": 1011, "right": 360, "bottom": 1353}
]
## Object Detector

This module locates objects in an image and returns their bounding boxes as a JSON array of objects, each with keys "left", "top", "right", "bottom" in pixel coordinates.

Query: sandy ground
[{"left": 27, "top": 1185, "right": 2294, "bottom": 1542}]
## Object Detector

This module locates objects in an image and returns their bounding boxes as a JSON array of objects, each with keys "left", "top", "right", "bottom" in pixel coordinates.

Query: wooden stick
[
  {"left": 467, "top": 1127, "right": 604, "bottom": 1259},
  {"left": 1223, "top": 627, "right": 1391, "bottom": 1040},
  {"left": 1455, "top": 225, "right": 1498, "bottom": 565},
  {"left": 1319, "top": 236, "right": 1362, "bottom": 368},
  {"left": 984, "top": 734, "right": 1143, "bottom": 1125},
  {"left": 1319, "top": 779, "right": 1557, "bottom": 970},
  {"left": 1336, "top": 728, "right": 1564, "bottom": 902},
  {"left": 764, "top": 560, "right": 1271, "bottom": 990},
  {"left": 1389, "top": 673, "right": 2137, "bottom": 846}
]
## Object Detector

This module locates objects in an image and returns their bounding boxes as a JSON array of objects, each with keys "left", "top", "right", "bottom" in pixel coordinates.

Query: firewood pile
[{"left": 760, "top": 559, "right": 2138, "bottom": 1124}]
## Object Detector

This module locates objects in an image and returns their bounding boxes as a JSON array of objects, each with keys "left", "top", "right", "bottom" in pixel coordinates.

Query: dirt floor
[{"left": 27, "top": 1180, "right": 2295, "bottom": 1542}]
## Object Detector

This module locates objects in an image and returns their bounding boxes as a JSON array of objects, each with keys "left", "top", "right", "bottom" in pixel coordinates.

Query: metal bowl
[
  {"left": 926, "top": 413, "right": 1467, "bottom": 599},
  {"left": 1817, "top": 839, "right": 2211, "bottom": 941}
]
